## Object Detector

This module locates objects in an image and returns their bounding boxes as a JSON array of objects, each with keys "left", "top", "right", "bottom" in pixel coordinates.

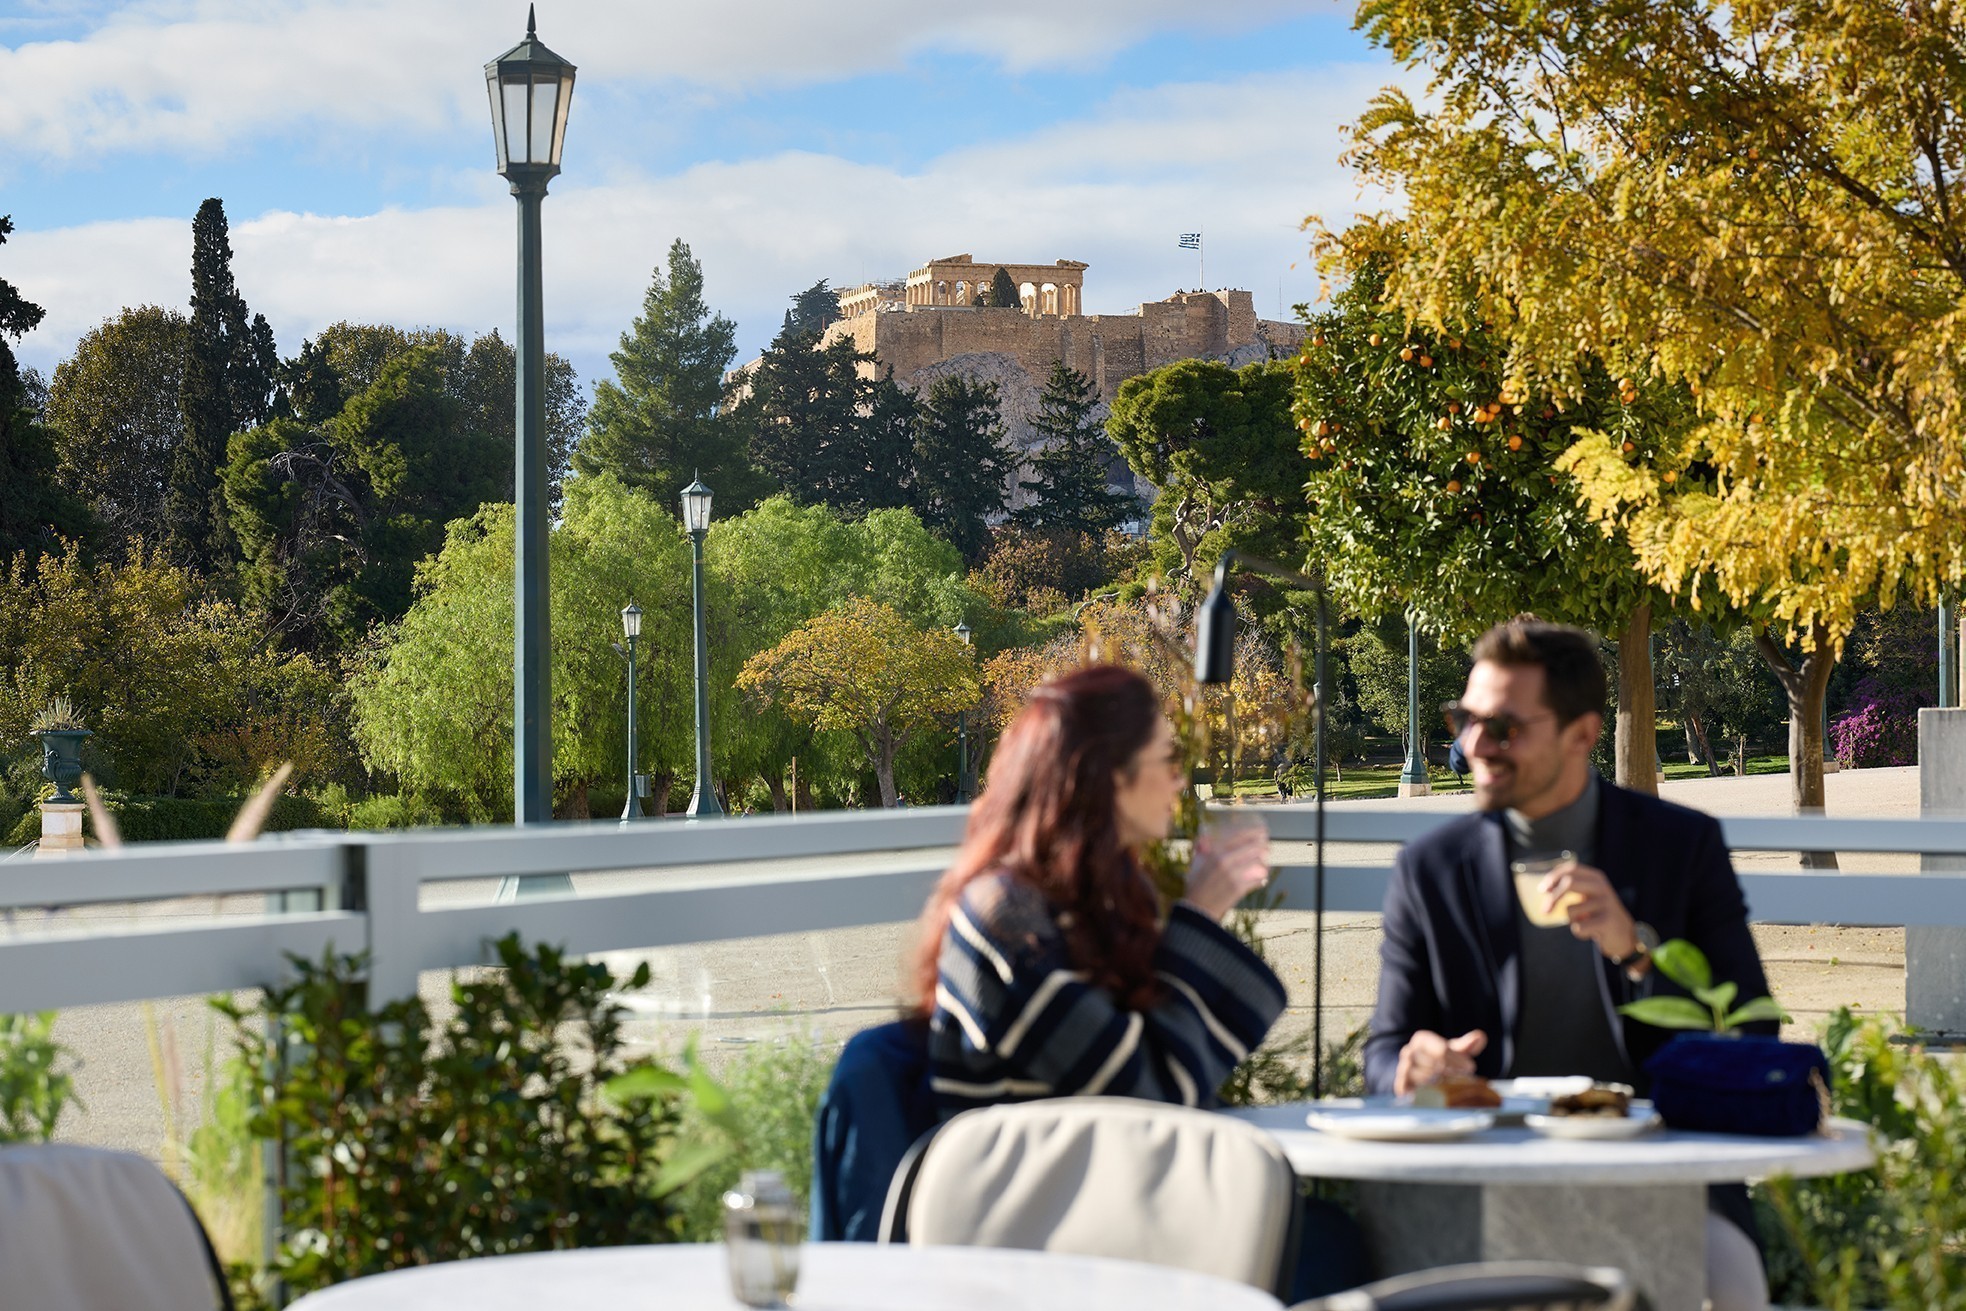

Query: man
[{"left": 1365, "top": 620, "right": 1774, "bottom": 1310}]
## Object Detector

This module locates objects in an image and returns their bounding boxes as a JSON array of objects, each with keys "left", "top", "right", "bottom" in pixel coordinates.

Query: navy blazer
[{"left": 1363, "top": 780, "right": 1775, "bottom": 1094}]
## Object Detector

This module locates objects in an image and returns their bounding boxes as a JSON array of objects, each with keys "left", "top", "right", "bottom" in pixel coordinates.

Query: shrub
[
  {"left": 219, "top": 935, "right": 699, "bottom": 1298},
  {"left": 668, "top": 1036, "right": 837, "bottom": 1241},
  {"left": 1830, "top": 676, "right": 1930, "bottom": 768},
  {"left": 0, "top": 1011, "right": 80, "bottom": 1141},
  {"left": 343, "top": 792, "right": 449, "bottom": 831},
  {"left": 1758, "top": 1009, "right": 1966, "bottom": 1309}
]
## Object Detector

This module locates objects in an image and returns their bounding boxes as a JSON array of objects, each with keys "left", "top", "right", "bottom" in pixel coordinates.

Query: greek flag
[{"left": 1178, "top": 233, "right": 1202, "bottom": 249}]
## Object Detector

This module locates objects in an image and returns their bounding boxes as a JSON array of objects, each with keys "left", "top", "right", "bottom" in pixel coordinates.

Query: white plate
[
  {"left": 1490, "top": 1076, "right": 1597, "bottom": 1101},
  {"left": 1524, "top": 1103, "right": 1662, "bottom": 1140},
  {"left": 1304, "top": 1107, "right": 1496, "bottom": 1141}
]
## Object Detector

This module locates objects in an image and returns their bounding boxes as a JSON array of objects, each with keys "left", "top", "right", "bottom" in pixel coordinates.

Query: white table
[
  {"left": 1227, "top": 1105, "right": 1876, "bottom": 1311},
  {"left": 285, "top": 1241, "right": 1285, "bottom": 1311}
]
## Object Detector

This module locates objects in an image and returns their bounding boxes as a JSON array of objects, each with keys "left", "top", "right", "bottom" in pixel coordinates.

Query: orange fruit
[
  {"left": 1448, "top": 338, "right": 1462, "bottom": 350},
  {"left": 1448, "top": 401, "right": 1463, "bottom": 414},
  {"left": 1446, "top": 479, "right": 1463, "bottom": 493},
  {"left": 1619, "top": 376, "right": 1636, "bottom": 391},
  {"left": 1663, "top": 470, "right": 1678, "bottom": 484},
  {"left": 1315, "top": 421, "right": 1331, "bottom": 438},
  {"left": 1437, "top": 416, "right": 1453, "bottom": 432},
  {"left": 1299, "top": 418, "right": 1313, "bottom": 431},
  {"left": 1467, "top": 451, "right": 1482, "bottom": 464},
  {"left": 1401, "top": 347, "right": 1415, "bottom": 361},
  {"left": 1369, "top": 333, "right": 1383, "bottom": 346},
  {"left": 1419, "top": 355, "right": 1434, "bottom": 368},
  {"left": 1508, "top": 435, "right": 1523, "bottom": 452},
  {"left": 1622, "top": 441, "right": 1636, "bottom": 453}
]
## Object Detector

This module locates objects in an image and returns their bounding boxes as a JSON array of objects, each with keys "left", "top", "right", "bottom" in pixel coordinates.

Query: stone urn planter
[{"left": 33, "top": 728, "right": 90, "bottom": 804}]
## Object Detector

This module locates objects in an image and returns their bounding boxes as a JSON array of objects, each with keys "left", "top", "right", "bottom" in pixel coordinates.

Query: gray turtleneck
[{"left": 1505, "top": 773, "right": 1635, "bottom": 1083}]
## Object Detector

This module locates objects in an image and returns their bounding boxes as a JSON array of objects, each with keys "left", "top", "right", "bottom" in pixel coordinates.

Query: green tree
[
  {"left": 574, "top": 240, "right": 765, "bottom": 512},
  {"left": 0, "top": 543, "right": 345, "bottom": 796},
  {"left": 224, "top": 346, "right": 510, "bottom": 651},
  {"left": 739, "top": 326, "right": 885, "bottom": 513},
  {"left": 783, "top": 280, "right": 840, "bottom": 337},
  {"left": 911, "top": 376, "right": 1016, "bottom": 562},
  {"left": 46, "top": 306, "right": 190, "bottom": 556},
  {"left": 1015, "top": 361, "right": 1136, "bottom": 536},
  {"left": 985, "top": 267, "right": 1022, "bottom": 312},
  {"left": 169, "top": 199, "right": 276, "bottom": 574},
  {"left": 311, "top": 321, "right": 585, "bottom": 512},
  {"left": 1107, "top": 358, "right": 1302, "bottom": 590},
  {"left": 1296, "top": 259, "right": 1690, "bottom": 791},
  {"left": 0, "top": 217, "right": 87, "bottom": 563},
  {"left": 737, "top": 597, "right": 978, "bottom": 807},
  {"left": 1657, "top": 620, "right": 1783, "bottom": 774},
  {"left": 1342, "top": 622, "right": 1469, "bottom": 769}
]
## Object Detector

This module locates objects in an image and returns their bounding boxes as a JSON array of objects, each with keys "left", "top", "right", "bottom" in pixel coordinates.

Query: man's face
[{"left": 1459, "top": 660, "right": 1597, "bottom": 814}]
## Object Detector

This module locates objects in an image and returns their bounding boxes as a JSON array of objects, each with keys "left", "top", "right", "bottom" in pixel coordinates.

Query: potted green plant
[
  {"left": 1619, "top": 940, "right": 1827, "bottom": 1135},
  {"left": 29, "top": 697, "right": 90, "bottom": 805}
]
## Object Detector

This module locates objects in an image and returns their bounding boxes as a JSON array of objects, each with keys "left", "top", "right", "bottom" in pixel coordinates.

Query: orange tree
[
  {"left": 1296, "top": 258, "right": 1702, "bottom": 789},
  {"left": 736, "top": 597, "right": 978, "bottom": 807}
]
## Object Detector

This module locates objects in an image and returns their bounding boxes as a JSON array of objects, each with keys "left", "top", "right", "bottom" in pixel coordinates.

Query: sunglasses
[{"left": 1441, "top": 701, "right": 1556, "bottom": 750}]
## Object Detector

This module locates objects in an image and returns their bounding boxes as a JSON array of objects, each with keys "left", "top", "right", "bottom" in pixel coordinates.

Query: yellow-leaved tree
[
  {"left": 736, "top": 597, "right": 978, "bottom": 807},
  {"left": 1321, "top": 0, "right": 1966, "bottom": 825}
]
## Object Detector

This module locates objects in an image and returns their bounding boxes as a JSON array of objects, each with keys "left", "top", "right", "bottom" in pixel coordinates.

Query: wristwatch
[{"left": 1614, "top": 922, "right": 1660, "bottom": 981}]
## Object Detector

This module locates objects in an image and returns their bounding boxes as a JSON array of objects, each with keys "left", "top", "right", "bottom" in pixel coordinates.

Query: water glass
[{"left": 724, "top": 1169, "right": 803, "bottom": 1308}]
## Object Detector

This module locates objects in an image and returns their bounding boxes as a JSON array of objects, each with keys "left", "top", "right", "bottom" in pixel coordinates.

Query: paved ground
[{"left": 28, "top": 765, "right": 1923, "bottom": 1159}]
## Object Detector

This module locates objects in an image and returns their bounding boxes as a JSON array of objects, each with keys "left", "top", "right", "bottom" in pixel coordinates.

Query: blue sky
[{"left": 1, "top": 1, "right": 1405, "bottom": 392}]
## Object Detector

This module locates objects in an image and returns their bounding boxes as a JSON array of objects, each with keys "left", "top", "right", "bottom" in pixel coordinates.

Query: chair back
[
  {"left": 1289, "top": 1260, "right": 1635, "bottom": 1311},
  {"left": 883, "top": 1097, "right": 1300, "bottom": 1295},
  {"left": 810, "top": 1018, "right": 936, "bottom": 1241},
  {"left": 0, "top": 1142, "right": 232, "bottom": 1310}
]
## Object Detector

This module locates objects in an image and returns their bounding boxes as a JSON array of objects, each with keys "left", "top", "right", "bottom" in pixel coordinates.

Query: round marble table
[
  {"left": 285, "top": 1242, "right": 1285, "bottom": 1311},
  {"left": 1226, "top": 1106, "right": 1876, "bottom": 1311}
]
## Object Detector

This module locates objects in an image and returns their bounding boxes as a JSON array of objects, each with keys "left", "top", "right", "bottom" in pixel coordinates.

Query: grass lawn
[{"left": 1215, "top": 754, "right": 1793, "bottom": 802}]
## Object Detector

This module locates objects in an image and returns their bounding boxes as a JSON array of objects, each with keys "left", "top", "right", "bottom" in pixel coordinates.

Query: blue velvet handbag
[{"left": 1644, "top": 1033, "right": 1830, "bottom": 1136}]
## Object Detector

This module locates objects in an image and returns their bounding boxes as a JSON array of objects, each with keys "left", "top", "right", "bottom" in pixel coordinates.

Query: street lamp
[
  {"left": 619, "top": 602, "right": 643, "bottom": 824},
  {"left": 1398, "top": 616, "right": 1432, "bottom": 797},
  {"left": 487, "top": 5, "right": 575, "bottom": 832},
  {"left": 954, "top": 621, "right": 974, "bottom": 803},
  {"left": 682, "top": 474, "right": 722, "bottom": 817}
]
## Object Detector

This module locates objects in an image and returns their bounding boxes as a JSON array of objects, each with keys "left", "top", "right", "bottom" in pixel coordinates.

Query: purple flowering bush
[{"left": 1830, "top": 677, "right": 1930, "bottom": 768}]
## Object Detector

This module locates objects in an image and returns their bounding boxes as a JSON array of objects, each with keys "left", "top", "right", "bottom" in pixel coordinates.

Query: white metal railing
[{"left": 4, "top": 804, "right": 1966, "bottom": 1014}]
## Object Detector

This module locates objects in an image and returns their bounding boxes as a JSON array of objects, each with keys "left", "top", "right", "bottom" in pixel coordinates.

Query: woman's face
[{"left": 1113, "top": 716, "right": 1185, "bottom": 848}]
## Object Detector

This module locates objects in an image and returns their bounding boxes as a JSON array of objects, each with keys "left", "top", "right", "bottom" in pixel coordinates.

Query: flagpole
[{"left": 1199, "top": 233, "right": 1205, "bottom": 290}]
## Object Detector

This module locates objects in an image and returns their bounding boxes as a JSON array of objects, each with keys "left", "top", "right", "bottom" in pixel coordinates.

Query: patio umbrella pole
[{"left": 1314, "top": 590, "right": 1327, "bottom": 1100}]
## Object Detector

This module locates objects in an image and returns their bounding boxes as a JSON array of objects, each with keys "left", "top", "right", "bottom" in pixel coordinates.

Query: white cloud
[
  {"left": 0, "top": 0, "right": 1326, "bottom": 164},
  {"left": 10, "top": 61, "right": 1412, "bottom": 386}
]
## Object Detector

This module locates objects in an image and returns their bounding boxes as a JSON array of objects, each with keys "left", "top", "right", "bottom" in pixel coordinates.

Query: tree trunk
[
  {"left": 766, "top": 772, "right": 790, "bottom": 813},
  {"left": 1614, "top": 603, "right": 1659, "bottom": 795},
  {"left": 794, "top": 773, "right": 815, "bottom": 813},
  {"left": 1684, "top": 711, "right": 1719, "bottom": 777},
  {"left": 1753, "top": 625, "right": 1838, "bottom": 869},
  {"left": 554, "top": 779, "right": 590, "bottom": 820},
  {"left": 647, "top": 770, "right": 672, "bottom": 818}
]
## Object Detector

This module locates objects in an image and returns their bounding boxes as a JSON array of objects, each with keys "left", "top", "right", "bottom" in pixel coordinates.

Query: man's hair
[{"left": 1469, "top": 620, "right": 1606, "bottom": 725}]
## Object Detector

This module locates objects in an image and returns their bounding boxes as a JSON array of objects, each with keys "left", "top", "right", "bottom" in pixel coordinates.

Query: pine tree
[
  {"left": 857, "top": 368, "right": 919, "bottom": 514},
  {"left": 169, "top": 198, "right": 265, "bottom": 574},
  {"left": 0, "top": 216, "right": 89, "bottom": 562},
  {"left": 574, "top": 240, "right": 764, "bottom": 512},
  {"left": 1015, "top": 361, "right": 1137, "bottom": 535},
  {"left": 986, "top": 267, "right": 1022, "bottom": 312},
  {"left": 911, "top": 376, "right": 1016, "bottom": 560},
  {"left": 783, "top": 280, "right": 840, "bottom": 337},
  {"left": 742, "top": 323, "right": 872, "bottom": 510}
]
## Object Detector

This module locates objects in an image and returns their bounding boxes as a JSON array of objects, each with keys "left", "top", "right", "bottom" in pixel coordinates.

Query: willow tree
[
  {"left": 1296, "top": 261, "right": 1698, "bottom": 791},
  {"left": 1321, "top": 0, "right": 1966, "bottom": 818}
]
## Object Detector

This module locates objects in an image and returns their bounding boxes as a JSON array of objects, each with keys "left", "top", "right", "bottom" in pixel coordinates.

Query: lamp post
[
  {"left": 619, "top": 602, "right": 642, "bottom": 824},
  {"left": 682, "top": 474, "right": 723, "bottom": 817},
  {"left": 954, "top": 621, "right": 973, "bottom": 803},
  {"left": 488, "top": 7, "right": 574, "bottom": 902},
  {"left": 486, "top": 6, "right": 574, "bottom": 829},
  {"left": 1398, "top": 615, "right": 1431, "bottom": 797}
]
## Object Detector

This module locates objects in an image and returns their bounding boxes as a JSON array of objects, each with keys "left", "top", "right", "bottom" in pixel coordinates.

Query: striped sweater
[{"left": 929, "top": 870, "right": 1288, "bottom": 1118}]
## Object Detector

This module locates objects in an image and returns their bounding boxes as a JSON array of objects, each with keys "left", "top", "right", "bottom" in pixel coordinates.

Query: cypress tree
[
  {"left": 1015, "top": 360, "right": 1137, "bottom": 535},
  {"left": 987, "top": 267, "right": 1022, "bottom": 312},
  {"left": 0, "top": 216, "right": 89, "bottom": 561},
  {"left": 169, "top": 198, "right": 266, "bottom": 574}
]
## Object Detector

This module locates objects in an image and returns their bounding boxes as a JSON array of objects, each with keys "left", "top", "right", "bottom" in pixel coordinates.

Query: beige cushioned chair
[
  {"left": 0, "top": 1142, "right": 232, "bottom": 1311},
  {"left": 881, "top": 1097, "right": 1300, "bottom": 1295}
]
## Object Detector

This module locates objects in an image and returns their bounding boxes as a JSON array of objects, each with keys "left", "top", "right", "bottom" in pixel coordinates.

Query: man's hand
[
  {"left": 1543, "top": 861, "right": 1637, "bottom": 960},
  {"left": 1393, "top": 1029, "right": 1488, "bottom": 1095}
]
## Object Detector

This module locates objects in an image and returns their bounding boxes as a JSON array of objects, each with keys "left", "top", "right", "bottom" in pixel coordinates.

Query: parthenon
[{"left": 897, "top": 255, "right": 1088, "bottom": 316}]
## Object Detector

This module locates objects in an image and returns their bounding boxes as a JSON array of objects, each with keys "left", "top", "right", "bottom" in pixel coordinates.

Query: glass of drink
[
  {"left": 724, "top": 1169, "right": 802, "bottom": 1308},
  {"left": 1193, "top": 807, "right": 1271, "bottom": 895},
  {"left": 1511, "top": 850, "right": 1582, "bottom": 928}
]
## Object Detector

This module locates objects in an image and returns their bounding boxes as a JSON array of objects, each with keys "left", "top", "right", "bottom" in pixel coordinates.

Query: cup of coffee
[{"left": 1511, "top": 850, "right": 1582, "bottom": 928}]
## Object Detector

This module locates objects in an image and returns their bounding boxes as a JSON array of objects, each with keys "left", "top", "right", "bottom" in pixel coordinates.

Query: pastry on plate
[
  {"left": 1411, "top": 1073, "right": 1503, "bottom": 1109},
  {"left": 1548, "top": 1084, "right": 1633, "bottom": 1118}
]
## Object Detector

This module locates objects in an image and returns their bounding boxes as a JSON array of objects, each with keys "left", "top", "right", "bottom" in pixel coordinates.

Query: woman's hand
[{"left": 1185, "top": 819, "right": 1271, "bottom": 921}]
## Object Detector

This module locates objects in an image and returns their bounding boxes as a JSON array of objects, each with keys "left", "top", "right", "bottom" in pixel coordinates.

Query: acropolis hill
[{"left": 825, "top": 254, "right": 1306, "bottom": 399}]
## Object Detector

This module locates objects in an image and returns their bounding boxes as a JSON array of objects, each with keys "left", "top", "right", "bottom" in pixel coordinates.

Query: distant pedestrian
[{"left": 1448, "top": 737, "right": 1469, "bottom": 787}]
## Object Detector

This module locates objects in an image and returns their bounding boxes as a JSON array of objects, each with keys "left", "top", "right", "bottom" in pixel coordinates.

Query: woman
[{"left": 913, "top": 664, "right": 1285, "bottom": 1116}]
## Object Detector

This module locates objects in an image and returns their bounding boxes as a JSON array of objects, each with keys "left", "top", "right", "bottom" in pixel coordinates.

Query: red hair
[{"left": 912, "top": 664, "right": 1166, "bottom": 1013}]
